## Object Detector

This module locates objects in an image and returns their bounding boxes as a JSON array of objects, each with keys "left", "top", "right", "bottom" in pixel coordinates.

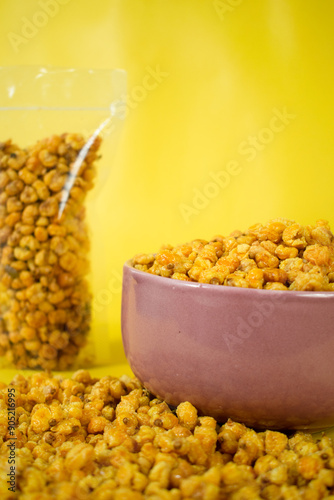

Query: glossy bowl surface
[{"left": 121, "top": 261, "right": 334, "bottom": 430}]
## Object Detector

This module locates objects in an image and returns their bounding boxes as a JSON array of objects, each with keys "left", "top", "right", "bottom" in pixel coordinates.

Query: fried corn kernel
[
  {"left": 2, "top": 370, "right": 334, "bottom": 500},
  {"left": 132, "top": 219, "right": 334, "bottom": 292},
  {"left": 0, "top": 134, "right": 102, "bottom": 369}
]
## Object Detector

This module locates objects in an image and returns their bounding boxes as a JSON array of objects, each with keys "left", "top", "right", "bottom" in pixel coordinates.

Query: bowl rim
[{"left": 123, "top": 259, "right": 334, "bottom": 299}]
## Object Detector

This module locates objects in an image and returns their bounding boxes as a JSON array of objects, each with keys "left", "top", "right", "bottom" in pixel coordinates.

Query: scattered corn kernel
[{"left": 1, "top": 370, "right": 334, "bottom": 499}]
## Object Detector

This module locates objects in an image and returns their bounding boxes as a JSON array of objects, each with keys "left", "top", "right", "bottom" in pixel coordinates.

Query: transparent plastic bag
[{"left": 0, "top": 66, "right": 126, "bottom": 370}]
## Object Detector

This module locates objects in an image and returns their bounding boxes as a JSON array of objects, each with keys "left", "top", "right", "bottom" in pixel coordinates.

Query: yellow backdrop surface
[{"left": 0, "top": 0, "right": 334, "bottom": 392}]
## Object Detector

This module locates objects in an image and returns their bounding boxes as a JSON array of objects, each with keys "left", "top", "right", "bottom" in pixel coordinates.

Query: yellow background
[{"left": 0, "top": 0, "right": 334, "bottom": 407}]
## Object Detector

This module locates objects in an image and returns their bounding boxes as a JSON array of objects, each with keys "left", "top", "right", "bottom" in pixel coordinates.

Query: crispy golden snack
[
  {"left": 1, "top": 371, "right": 334, "bottom": 499},
  {"left": 133, "top": 219, "right": 334, "bottom": 292},
  {"left": 0, "top": 134, "right": 101, "bottom": 369}
]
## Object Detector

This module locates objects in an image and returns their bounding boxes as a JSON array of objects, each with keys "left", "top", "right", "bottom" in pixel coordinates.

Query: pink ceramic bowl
[{"left": 121, "top": 261, "right": 334, "bottom": 431}]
